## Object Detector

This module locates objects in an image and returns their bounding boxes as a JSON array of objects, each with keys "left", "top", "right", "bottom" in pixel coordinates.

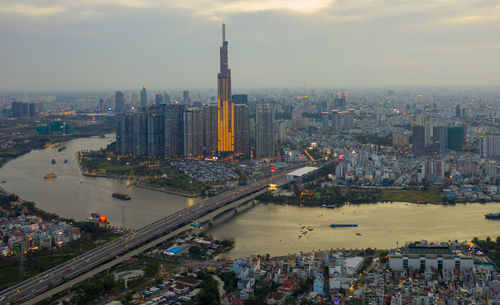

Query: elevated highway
[{"left": 0, "top": 162, "right": 324, "bottom": 305}]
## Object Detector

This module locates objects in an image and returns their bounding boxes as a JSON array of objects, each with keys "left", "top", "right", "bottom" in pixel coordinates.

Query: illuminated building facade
[{"left": 217, "top": 23, "right": 234, "bottom": 152}]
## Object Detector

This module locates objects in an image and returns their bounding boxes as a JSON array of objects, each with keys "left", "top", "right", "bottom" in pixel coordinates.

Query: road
[{"left": 0, "top": 162, "right": 312, "bottom": 305}]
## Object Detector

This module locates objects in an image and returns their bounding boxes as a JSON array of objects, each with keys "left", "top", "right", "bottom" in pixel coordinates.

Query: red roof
[{"left": 267, "top": 292, "right": 285, "bottom": 301}]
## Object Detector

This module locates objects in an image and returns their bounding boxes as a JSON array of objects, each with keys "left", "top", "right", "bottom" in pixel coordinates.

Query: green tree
[
  {"left": 194, "top": 277, "right": 219, "bottom": 305},
  {"left": 189, "top": 246, "right": 202, "bottom": 257}
]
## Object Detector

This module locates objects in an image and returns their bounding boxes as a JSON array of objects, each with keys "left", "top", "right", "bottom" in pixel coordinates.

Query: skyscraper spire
[{"left": 222, "top": 23, "right": 226, "bottom": 43}]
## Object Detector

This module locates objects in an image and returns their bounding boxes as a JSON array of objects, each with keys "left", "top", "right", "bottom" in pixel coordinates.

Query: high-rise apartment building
[
  {"left": 117, "top": 113, "right": 134, "bottom": 155},
  {"left": 412, "top": 125, "right": 426, "bottom": 153},
  {"left": 28, "top": 103, "right": 38, "bottom": 117},
  {"left": 202, "top": 104, "right": 218, "bottom": 155},
  {"left": 146, "top": 105, "right": 165, "bottom": 157},
  {"left": 232, "top": 94, "right": 248, "bottom": 105},
  {"left": 155, "top": 94, "right": 164, "bottom": 104},
  {"left": 217, "top": 24, "right": 234, "bottom": 153},
  {"left": 432, "top": 126, "right": 447, "bottom": 155},
  {"left": 183, "top": 90, "right": 190, "bottom": 105},
  {"left": 447, "top": 126, "right": 464, "bottom": 151},
  {"left": 392, "top": 132, "right": 410, "bottom": 147},
  {"left": 115, "top": 91, "right": 125, "bottom": 114},
  {"left": 133, "top": 111, "right": 147, "bottom": 156},
  {"left": 275, "top": 120, "right": 288, "bottom": 144},
  {"left": 415, "top": 113, "right": 433, "bottom": 148},
  {"left": 140, "top": 84, "right": 147, "bottom": 107},
  {"left": 184, "top": 108, "right": 203, "bottom": 157},
  {"left": 424, "top": 159, "right": 445, "bottom": 182},
  {"left": 480, "top": 134, "right": 500, "bottom": 159},
  {"left": 330, "top": 110, "right": 354, "bottom": 132},
  {"left": 234, "top": 104, "right": 250, "bottom": 154},
  {"left": 165, "top": 104, "right": 186, "bottom": 157},
  {"left": 256, "top": 103, "right": 275, "bottom": 158},
  {"left": 11, "top": 101, "right": 33, "bottom": 117},
  {"left": 321, "top": 112, "right": 329, "bottom": 130}
]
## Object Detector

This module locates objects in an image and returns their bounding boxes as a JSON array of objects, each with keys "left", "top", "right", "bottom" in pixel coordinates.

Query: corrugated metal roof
[{"left": 287, "top": 166, "right": 318, "bottom": 177}]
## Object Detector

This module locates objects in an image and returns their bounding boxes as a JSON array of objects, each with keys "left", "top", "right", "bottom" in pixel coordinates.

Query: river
[
  {"left": 208, "top": 201, "right": 500, "bottom": 258},
  {"left": 0, "top": 135, "right": 196, "bottom": 229},
  {"left": 1, "top": 136, "right": 499, "bottom": 257}
]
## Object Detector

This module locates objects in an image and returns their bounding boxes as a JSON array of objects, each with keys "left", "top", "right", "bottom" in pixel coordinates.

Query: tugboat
[
  {"left": 112, "top": 193, "right": 131, "bottom": 200},
  {"left": 44, "top": 172, "right": 57, "bottom": 179},
  {"left": 485, "top": 213, "right": 500, "bottom": 220}
]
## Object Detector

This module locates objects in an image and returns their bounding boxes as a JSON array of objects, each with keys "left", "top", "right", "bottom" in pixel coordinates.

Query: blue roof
[{"left": 165, "top": 247, "right": 185, "bottom": 255}]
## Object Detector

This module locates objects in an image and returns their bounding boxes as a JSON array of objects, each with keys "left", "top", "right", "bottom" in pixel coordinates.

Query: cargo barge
[{"left": 330, "top": 224, "right": 358, "bottom": 228}]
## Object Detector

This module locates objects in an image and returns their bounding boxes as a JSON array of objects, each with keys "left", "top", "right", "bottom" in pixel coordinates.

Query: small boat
[
  {"left": 485, "top": 213, "right": 500, "bottom": 220},
  {"left": 331, "top": 224, "right": 358, "bottom": 228},
  {"left": 44, "top": 172, "right": 57, "bottom": 179},
  {"left": 80, "top": 181, "right": 84, "bottom": 183},
  {"left": 1, "top": 180, "right": 5, "bottom": 184},
  {"left": 112, "top": 193, "right": 131, "bottom": 200},
  {"left": 64, "top": 159, "right": 68, "bottom": 164},
  {"left": 58, "top": 146, "right": 66, "bottom": 152},
  {"left": 356, "top": 233, "right": 362, "bottom": 236},
  {"left": 51, "top": 159, "right": 56, "bottom": 164}
]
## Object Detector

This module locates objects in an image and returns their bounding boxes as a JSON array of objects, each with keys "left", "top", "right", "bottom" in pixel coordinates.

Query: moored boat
[
  {"left": 44, "top": 172, "right": 57, "bottom": 179},
  {"left": 112, "top": 193, "right": 131, "bottom": 200},
  {"left": 485, "top": 213, "right": 500, "bottom": 220}
]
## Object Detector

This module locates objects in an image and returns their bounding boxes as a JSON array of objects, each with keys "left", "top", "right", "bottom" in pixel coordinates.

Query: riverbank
[
  {"left": 0, "top": 192, "right": 121, "bottom": 290},
  {"left": 257, "top": 187, "right": 445, "bottom": 207},
  {"left": 134, "top": 183, "right": 199, "bottom": 198},
  {"left": 77, "top": 148, "right": 209, "bottom": 197},
  {"left": 0, "top": 135, "right": 83, "bottom": 169}
]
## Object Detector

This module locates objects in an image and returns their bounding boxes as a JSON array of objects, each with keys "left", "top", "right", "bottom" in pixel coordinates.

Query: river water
[
  {"left": 1, "top": 136, "right": 499, "bottom": 257},
  {"left": 208, "top": 202, "right": 500, "bottom": 258},
  {"left": 0, "top": 135, "right": 195, "bottom": 229}
]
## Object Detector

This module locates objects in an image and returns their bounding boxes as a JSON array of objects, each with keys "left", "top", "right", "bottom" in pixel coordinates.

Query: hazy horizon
[{"left": 1, "top": 0, "right": 500, "bottom": 91}]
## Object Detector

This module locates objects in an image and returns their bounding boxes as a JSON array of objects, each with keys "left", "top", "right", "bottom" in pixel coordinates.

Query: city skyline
[{"left": 1, "top": 1, "right": 500, "bottom": 91}]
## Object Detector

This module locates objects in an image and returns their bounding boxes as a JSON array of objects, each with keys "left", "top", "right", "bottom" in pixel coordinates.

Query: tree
[
  {"left": 189, "top": 246, "right": 201, "bottom": 257},
  {"left": 219, "top": 271, "right": 238, "bottom": 292},
  {"left": 194, "top": 277, "right": 219, "bottom": 305}
]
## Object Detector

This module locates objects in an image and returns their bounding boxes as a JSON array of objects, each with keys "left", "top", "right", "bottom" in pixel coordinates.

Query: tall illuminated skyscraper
[
  {"left": 217, "top": 23, "right": 234, "bottom": 152},
  {"left": 140, "top": 83, "right": 147, "bottom": 107}
]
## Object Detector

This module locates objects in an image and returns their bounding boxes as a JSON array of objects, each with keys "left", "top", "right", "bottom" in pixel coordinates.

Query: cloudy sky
[{"left": 1, "top": 0, "right": 499, "bottom": 91}]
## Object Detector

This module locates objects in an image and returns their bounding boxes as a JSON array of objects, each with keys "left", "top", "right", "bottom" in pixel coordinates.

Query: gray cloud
[{"left": 0, "top": 0, "right": 499, "bottom": 90}]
